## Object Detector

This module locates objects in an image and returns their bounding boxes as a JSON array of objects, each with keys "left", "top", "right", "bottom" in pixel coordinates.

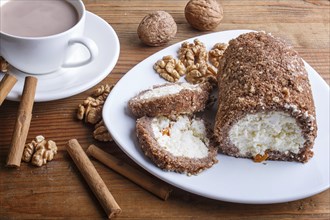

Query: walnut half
[
  {"left": 178, "top": 39, "right": 208, "bottom": 67},
  {"left": 77, "top": 84, "right": 115, "bottom": 143},
  {"left": 22, "top": 135, "right": 57, "bottom": 167},
  {"left": 93, "top": 120, "right": 113, "bottom": 142},
  {"left": 32, "top": 140, "right": 57, "bottom": 167},
  {"left": 185, "top": 63, "right": 217, "bottom": 84},
  {"left": 77, "top": 84, "right": 114, "bottom": 124},
  {"left": 209, "top": 43, "right": 228, "bottom": 68},
  {"left": 22, "top": 135, "right": 45, "bottom": 162},
  {"left": 153, "top": 38, "right": 226, "bottom": 85},
  {"left": 153, "top": 55, "right": 186, "bottom": 82}
]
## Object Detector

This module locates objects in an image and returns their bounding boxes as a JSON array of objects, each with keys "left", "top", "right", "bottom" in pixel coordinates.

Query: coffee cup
[{"left": 0, "top": 0, "right": 98, "bottom": 74}]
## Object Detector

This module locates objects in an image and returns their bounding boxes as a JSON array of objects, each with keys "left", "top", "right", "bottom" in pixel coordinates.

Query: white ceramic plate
[
  {"left": 103, "top": 30, "right": 330, "bottom": 204},
  {"left": 0, "top": 11, "right": 120, "bottom": 102}
]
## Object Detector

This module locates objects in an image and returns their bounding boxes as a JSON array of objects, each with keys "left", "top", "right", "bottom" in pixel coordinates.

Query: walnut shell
[
  {"left": 185, "top": 0, "right": 223, "bottom": 31},
  {"left": 137, "top": 11, "right": 177, "bottom": 46}
]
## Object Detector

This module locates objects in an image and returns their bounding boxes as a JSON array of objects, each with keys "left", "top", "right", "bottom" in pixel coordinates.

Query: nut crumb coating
[
  {"left": 128, "top": 82, "right": 213, "bottom": 118},
  {"left": 214, "top": 31, "right": 317, "bottom": 162}
]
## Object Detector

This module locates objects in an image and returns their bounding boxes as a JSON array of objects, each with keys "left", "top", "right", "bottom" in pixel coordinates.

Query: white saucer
[{"left": 0, "top": 11, "right": 120, "bottom": 102}]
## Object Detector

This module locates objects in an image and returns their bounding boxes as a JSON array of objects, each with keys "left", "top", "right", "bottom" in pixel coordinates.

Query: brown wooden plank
[{"left": 0, "top": 0, "right": 329, "bottom": 219}]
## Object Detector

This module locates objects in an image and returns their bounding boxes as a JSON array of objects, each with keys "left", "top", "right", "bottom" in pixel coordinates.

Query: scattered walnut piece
[
  {"left": 32, "top": 139, "right": 57, "bottom": 167},
  {"left": 154, "top": 55, "right": 186, "bottom": 82},
  {"left": 93, "top": 120, "right": 113, "bottom": 142},
  {"left": 0, "top": 57, "right": 9, "bottom": 73},
  {"left": 137, "top": 11, "right": 177, "bottom": 46},
  {"left": 93, "top": 84, "right": 113, "bottom": 98},
  {"left": 77, "top": 97, "right": 103, "bottom": 124},
  {"left": 77, "top": 84, "right": 114, "bottom": 124},
  {"left": 185, "top": 0, "right": 224, "bottom": 31},
  {"left": 77, "top": 84, "right": 115, "bottom": 142},
  {"left": 22, "top": 143, "right": 36, "bottom": 162},
  {"left": 178, "top": 39, "right": 208, "bottom": 67},
  {"left": 153, "top": 38, "right": 227, "bottom": 84},
  {"left": 22, "top": 135, "right": 45, "bottom": 162},
  {"left": 209, "top": 43, "right": 228, "bottom": 68},
  {"left": 185, "top": 62, "right": 217, "bottom": 84},
  {"left": 178, "top": 39, "right": 226, "bottom": 84},
  {"left": 22, "top": 135, "right": 57, "bottom": 166}
]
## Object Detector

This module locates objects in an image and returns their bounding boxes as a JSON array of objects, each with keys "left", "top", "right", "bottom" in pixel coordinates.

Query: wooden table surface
[{"left": 1, "top": 0, "right": 329, "bottom": 219}]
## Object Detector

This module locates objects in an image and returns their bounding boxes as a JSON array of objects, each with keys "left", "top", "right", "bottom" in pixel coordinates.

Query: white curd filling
[
  {"left": 229, "top": 111, "right": 305, "bottom": 156},
  {"left": 139, "top": 83, "right": 200, "bottom": 100},
  {"left": 151, "top": 115, "right": 209, "bottom": 158}
]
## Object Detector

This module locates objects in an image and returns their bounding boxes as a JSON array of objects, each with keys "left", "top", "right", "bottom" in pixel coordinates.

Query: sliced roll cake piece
[
  {"left": 136, "top": 115, "right": 218, "bottom": 175},
  {"left": 214, "top": 31, "right": 317, "bottom": 163},
  {"left": 128, "top": 82, "right": 212, "bottom": 118}
]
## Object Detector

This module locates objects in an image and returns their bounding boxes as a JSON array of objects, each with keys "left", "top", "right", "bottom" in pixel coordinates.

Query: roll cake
[
  {"left": 214, "top": 31, "right": 317, "bottom": 163},
  {"left": 128, "top": 82, "right": 212, "bottom": 118},
  {"left": 136, "top": 115, "right": 218, "bottom": 175}
]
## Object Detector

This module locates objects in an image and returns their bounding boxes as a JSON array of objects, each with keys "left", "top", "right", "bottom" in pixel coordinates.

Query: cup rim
[{"left": 0, "top": 0, "right": 85, "bottom": 40}]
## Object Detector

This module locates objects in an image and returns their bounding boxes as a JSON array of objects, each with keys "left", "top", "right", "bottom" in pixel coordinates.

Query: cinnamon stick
[
  {"left": 0, "top": 74, "right": 17, "bottom": 106},
  {"left": 6, "top": 76, "right": 37, "bottom": 168},
  {"left": 66, "top": 139, "right": 121, "bottom": 219},
  {"left": 86, "top": 144, "right": 172, "bottom": 200}
]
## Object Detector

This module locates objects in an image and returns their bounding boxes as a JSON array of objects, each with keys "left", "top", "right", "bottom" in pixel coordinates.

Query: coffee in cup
[
  {"left": 0, "top": 0, "right": 98, "bottom": 74},
  {"left": 1, "top": 0, "right": 79, "bottom": 37}
]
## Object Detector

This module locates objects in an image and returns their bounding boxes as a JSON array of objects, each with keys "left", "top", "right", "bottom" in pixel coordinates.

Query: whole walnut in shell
[
  {"left": 185, "top": 0, "right": 223, "bottom": 31},
  {"left": 137, "top": 11, "right": 177, "bottom": 46}
]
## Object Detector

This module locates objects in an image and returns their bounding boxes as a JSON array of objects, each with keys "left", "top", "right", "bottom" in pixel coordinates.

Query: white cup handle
[{"left": 62, "top": 37, "right": 98, "bottom": 68}]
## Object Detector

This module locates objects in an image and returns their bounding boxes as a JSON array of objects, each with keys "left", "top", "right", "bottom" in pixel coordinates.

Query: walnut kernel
[
  {"left": 178, "top": 39, "right": 208, "bottom": 67},
  {"left": 93, "top": 120, "right": 113, "bottom": 142},
  {"left": 152, "top": 38, "right": 227, "bottom": 84},
  {"left": 77, "top": 84, "right": 115, "bottom": 142},
  {"left": 209, "top": 43, "right": 228, "bottom": 68},
  {"left": 185, "top": 0, "right": 223, "bottom": 31},
  {"left": 22, "top": 135, "right": 57, "bottom": 166},
  {"left": 185, "top": 63, "right": 217, "bottom": 84},
  {"left": 78, "top": 98, "right": 103, "bottom": 124},
  {"left": 93, "top": 84, "right": 113, "bottom": 97},
  {"left": 154, "top": 55, "right": 186, "bottom": 82},
  {"left": 22, "top": 143, "right": 35, "bottom": 162},
  {"left": 137, "top": 11, "right": 177, "bottom": 46},
  {"left": 77, "top": 84, "right": 114, "bottom": 124},
  {"left": 22, "top": 135, "right": 45, "bottom": 162},
  {"left": 32, "top": 139, "right": 57, "bottom": 167}
]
